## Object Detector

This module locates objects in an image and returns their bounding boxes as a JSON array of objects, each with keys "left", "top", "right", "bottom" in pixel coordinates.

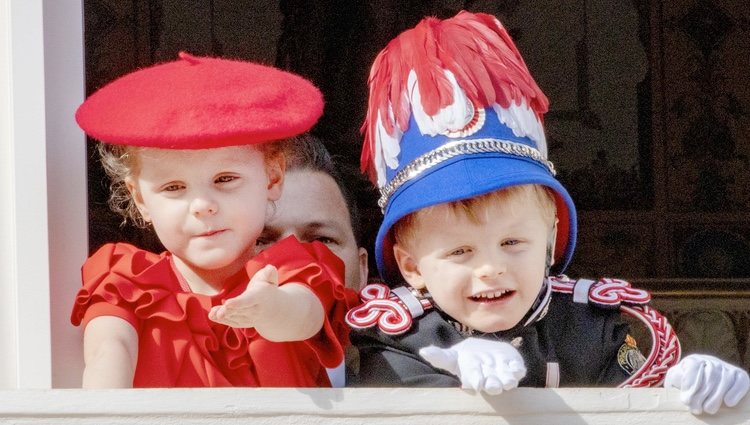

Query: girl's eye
[
  {"left": 449, "top": 248, "right": 468, "bottom": 256},
  {"left": 502, "top": 239, "right": 521, "bottom": 246},
  {"left": 216, "top": 175, "right": 237, "bottom": 183},
  {"left": 162, "top": 184, "right": 183, "bottom": 192}
]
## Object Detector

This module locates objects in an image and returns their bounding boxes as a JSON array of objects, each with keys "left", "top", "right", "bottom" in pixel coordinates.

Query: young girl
[{"left": 70, "top": 52, "right": 357, "bottom": 388}]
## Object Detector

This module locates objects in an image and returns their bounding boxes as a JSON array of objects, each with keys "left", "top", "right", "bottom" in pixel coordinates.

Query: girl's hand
[
  {"left": 208, "top": 264, "right": 325, "bottom": 341},
  {"left": 208, "top": 264, "right": 280, "bottom": 328}
]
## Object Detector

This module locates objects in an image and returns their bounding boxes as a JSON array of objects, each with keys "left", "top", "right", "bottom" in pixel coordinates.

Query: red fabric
[
  {"left": 71, "top": 236, "right": 359, "bottom": 388},
  {"left": 75, "top": 52, "right": 324, "bottom": 149}
]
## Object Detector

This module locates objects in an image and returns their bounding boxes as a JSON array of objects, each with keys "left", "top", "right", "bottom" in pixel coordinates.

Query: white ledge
[{"left": 1, "top": 388, "right": 748, "bottom": 424}]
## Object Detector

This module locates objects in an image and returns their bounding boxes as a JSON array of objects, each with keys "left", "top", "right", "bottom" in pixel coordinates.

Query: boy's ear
[
  {"left": 265, "top": 154, "right": 285, "bottom": 202},
  {"left": 393, "top": 244, "right": 426, "bottom": 290},
  {"left": 125, "top": 178, "right": 151, "bottom": 222},
  {"left": 547, "top": 219, "right": 559, "bottom": 268}
]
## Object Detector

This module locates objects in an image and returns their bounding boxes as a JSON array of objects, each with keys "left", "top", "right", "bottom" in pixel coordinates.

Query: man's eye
[{"left": 314, "top": 236, "right": 336, "bottom": 245}]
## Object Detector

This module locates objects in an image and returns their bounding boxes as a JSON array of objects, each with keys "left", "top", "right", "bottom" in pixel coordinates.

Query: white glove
[
  {"left": 664, "top": 354, "right": 750, "bottom": 415},
  {"left": 419, "top": 337, "right": 526, "bottom": 395}
]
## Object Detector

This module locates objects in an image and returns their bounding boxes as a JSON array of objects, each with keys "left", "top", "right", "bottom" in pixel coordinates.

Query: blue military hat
[{"left": 360, "top": 11, "right": 577, "bottom": 282}]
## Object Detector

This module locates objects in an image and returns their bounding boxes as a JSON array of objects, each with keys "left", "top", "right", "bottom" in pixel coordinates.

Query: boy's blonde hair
[
  {"left": 98, "top": 142, "right": 284, "bottom": 228},
  {"left": 393, "top": 184, "right": 557, "bottom": 248}
]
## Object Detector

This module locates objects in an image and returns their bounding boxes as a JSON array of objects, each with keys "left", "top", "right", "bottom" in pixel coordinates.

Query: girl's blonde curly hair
[{"left": 97, "top": 143, "right": 145, "bottom": 227}]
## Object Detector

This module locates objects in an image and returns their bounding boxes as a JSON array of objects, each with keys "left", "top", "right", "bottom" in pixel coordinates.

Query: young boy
[{"left": 346, "top": 11, "right": 749, "bottom": 415}]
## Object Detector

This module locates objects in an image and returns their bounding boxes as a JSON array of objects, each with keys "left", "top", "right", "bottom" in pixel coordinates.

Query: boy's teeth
[{"left": 476, "top": 290, "right": 508, "bottom": 299}]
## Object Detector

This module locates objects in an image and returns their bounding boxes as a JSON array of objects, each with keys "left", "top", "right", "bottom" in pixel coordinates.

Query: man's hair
[
  {"left": 279, "top": 134, "right": 364, "bottom": 245},
  {"left": 393, "top": 184, "right": 557, "bottom": 247}
]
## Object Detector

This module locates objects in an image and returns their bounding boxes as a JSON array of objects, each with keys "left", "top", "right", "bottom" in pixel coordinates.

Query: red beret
[{"left": 76, "top": 52, "right": 324, "bottom": 148}]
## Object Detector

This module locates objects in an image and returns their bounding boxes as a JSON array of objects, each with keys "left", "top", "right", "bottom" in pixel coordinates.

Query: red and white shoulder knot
[{"left": 549, "top": 275, "right": 682, "bottom": 387}]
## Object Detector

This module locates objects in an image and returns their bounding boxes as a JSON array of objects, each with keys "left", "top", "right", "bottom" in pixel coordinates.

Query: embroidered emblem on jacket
[{"left": 617, "top": 334, "right": 647, "bottom": 375}]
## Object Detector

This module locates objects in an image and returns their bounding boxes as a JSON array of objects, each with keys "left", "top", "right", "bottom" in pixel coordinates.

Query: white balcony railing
[{"left": 1, "top": 387, "right": 749, "bottom": 424}]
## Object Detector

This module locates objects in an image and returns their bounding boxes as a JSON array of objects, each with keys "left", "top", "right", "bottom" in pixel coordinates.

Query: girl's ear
[
  {"left": 125, "top": 178, "right": 150, "bottom": 223},
  {"left": 265, "top": 154, "right": 285, "bottom": 202},
  {"left": 393, "top": 244, "right": 426, "bottom": 290}
]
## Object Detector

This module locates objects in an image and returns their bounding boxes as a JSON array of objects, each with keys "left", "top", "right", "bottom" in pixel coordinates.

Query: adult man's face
[{"left": 257, "top": 170, "right": 368, "bottom": 290}]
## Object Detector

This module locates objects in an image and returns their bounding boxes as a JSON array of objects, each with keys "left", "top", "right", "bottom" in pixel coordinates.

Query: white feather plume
[
  {"left": 408, "top": 70, "right": 474, "bottom": 137},
  {"left": 492, "top": 98, "right": 547, "bottom": 157},
  {"left": 374, "top": 107, "right": 402, "bottom": 187}
]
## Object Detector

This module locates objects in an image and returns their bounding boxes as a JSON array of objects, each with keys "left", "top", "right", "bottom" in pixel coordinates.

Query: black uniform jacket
[{"left": 350, "top": 290, "right": 637, "bottom": 388}]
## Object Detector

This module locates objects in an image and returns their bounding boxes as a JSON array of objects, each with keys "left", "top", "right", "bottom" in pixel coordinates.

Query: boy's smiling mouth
[{"left": 469, "top": 289, "right": 514, "bottom": 302}]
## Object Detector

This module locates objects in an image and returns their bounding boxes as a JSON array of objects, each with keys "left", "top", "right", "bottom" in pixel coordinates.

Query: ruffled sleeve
[
  {"left": 70, "top": 243, "right": 178, "bottom": 330},
  {"left": 242, "top": 236, "right": 360, "bottom": 368}
]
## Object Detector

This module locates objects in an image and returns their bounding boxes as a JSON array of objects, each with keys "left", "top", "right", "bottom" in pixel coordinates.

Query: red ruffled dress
[{"left": 71, "top": 236, "right": 359, "bottom": 387}]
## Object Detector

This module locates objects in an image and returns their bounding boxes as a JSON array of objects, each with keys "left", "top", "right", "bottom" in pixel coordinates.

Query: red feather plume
[{"left": 361, "top": 11, "right": 550, "bottom": 185}]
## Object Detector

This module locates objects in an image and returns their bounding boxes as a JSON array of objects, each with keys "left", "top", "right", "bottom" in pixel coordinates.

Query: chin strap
[
  {"left": 549, "top": 275, "right": 682, "bottom": 387},
  {"left": 522, "top": 278, "right": 552, "bottom": 326}
]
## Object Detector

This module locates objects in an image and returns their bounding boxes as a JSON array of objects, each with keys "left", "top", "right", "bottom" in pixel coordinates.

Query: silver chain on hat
[{"left": 378, "top": 138, "right": 556, "bottom": 210}]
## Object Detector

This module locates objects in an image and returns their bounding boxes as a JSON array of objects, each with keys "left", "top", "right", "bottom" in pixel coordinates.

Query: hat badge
[{"left": 442, "top": 101, "right": 485, "bottom": 138}]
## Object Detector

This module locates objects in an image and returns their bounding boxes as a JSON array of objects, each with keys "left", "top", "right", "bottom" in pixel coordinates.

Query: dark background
[
  {"left": 82, "top": 0, "right": 750, "bottom": 370},
  {"left": 84, "top": 0, "right": 750, "bottom": 281}
]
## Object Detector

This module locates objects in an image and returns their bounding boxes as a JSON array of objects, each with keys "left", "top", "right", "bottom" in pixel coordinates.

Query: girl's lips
[{"left": 198, "top": 229, "right": 225, "bottom": 237}]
